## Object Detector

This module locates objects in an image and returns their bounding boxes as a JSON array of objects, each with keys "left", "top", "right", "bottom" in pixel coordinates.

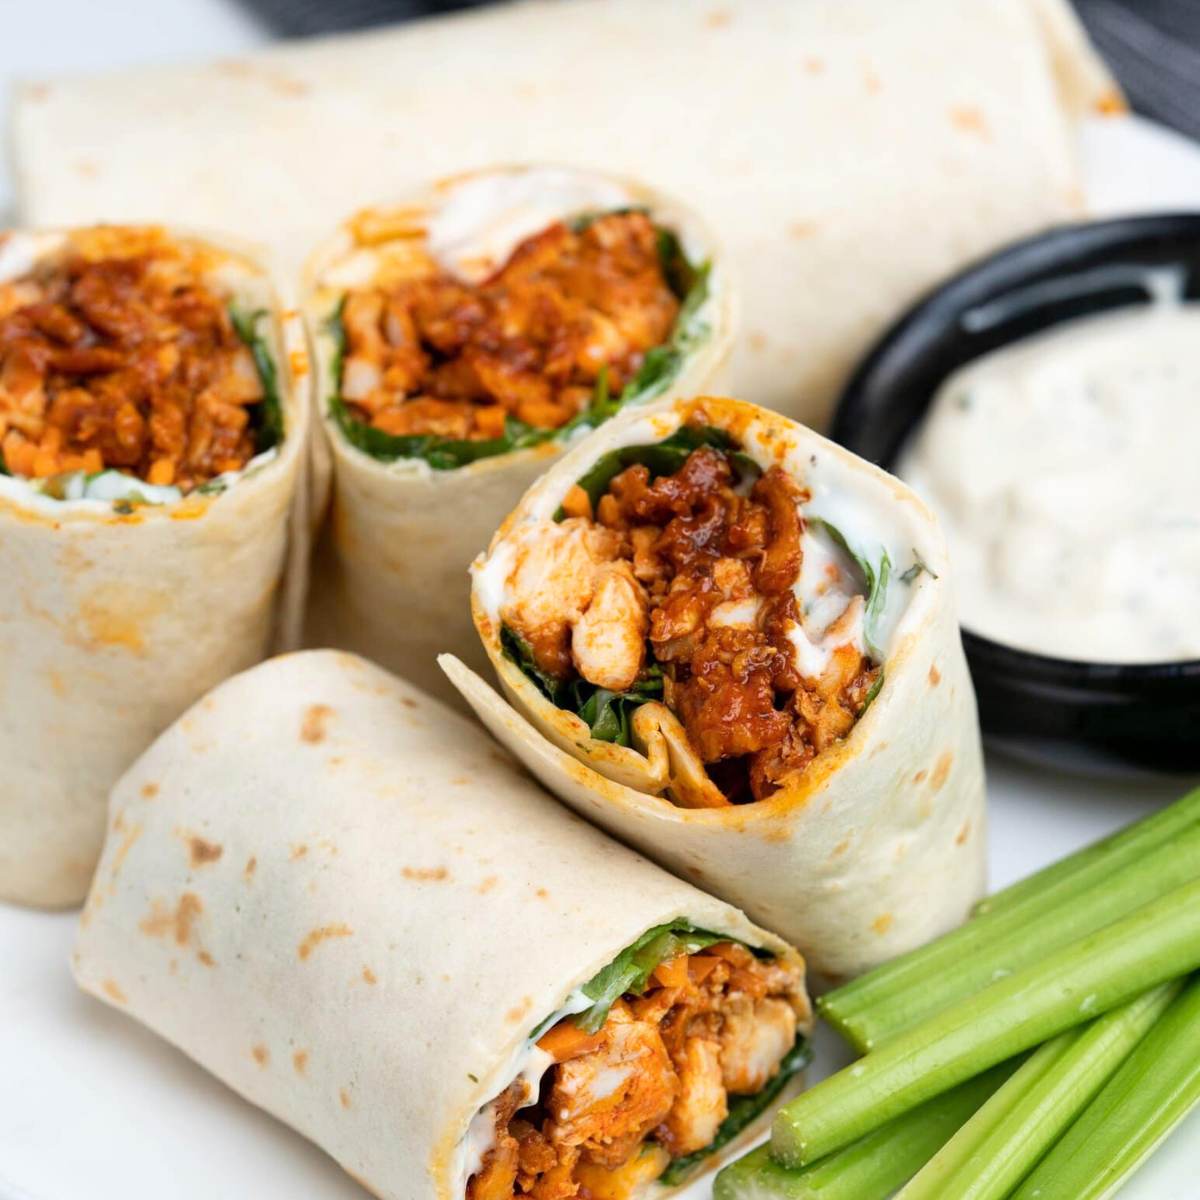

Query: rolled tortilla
[
  {"left": 13, "top": 0, "right": 1118, "bottom": 427},
  {"left": 302, "top": 165, "right": 732, "bottom": 704},
  {"left": 444, "top": 395, "right": 986, "bottom": 978},
  {"left": 73, "top": 649, "right": 813, "bottom": 1200},
  {"left": 0, "top": 225, "right": 310, "bottom": 908}
]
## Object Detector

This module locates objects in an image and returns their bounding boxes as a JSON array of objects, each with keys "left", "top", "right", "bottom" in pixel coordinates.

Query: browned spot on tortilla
[
  {"left": 477, "top": 875, "right": 498, "bottom": 894},
  {"left": 804, "top": 56, "right": 825, "bottom": 74},
  {"left": 956, "top": 821, "right": 972, "bottom": 846},
  {"left": 188, "top": 836, "right": 223, "bottom": 867},
  {"left": 913, "top": 769, "right": 928, "bottom": 785},
  {"left": 46, "top": 668, "right": 67, "bottom": 697},
  {"left": 450, "top": 775, "right": 472, "bottom": 786},
  {"left": 748, "top": 332, "right": 769, "bottom": 353},
  {"left": 108, "top": 821, "right": 143, "bottom": 885},
  {"left": 950, "top": 106, "right": 990, "bottom": 138},
  {"left": 402, "top": 866, "right": 449, "bottom": 882},
  {"left": 536, "top": 888, "right": 549, "bottom": 899},
  {"left": 140, "top": 892, "right": 203, "bottom": 946},
  {"left": 291, "top": 843, "right": 309, "bottom": 860},
  {"left": 931, "top": 751, "right": 953, "bottom": 792},
  {"left": 327, "top": 755, "right": 345, "bottom": 767},
  {"left": 506, "top": 997, "right": 533, "bottom": 1024},
  {"left": 271, "top": 73, "right": 309, "bottom": 97},
  {"left": 301, "top": 704, "right": 334, "bottom": 743},
  {"left": 141, "top": 782, "right": 159, "bottom": 799},
  {"left": 102, "top": 979, "right": 127, "bottom": 1004},
  {"left": 830, "top": 837, "right": 851, "bottom": 859},
  {"left": 401, "top": 697, "right": 418, "bottom": 709},
  {"left": 298, "top": 924, "right": 354, "bottom": 961},
  {"left": 252, "top": 1044, "right": 269, "bottom": 1067},
  {"left": 706, "top": 8, "right": 731, "bottom": 26},
  {"left": 293, "top": 1050, "right": 309, "bottom": 1075},
  {"left": 197, "top": 950, "right": 216, "bottom": 968},
  {"left": 1096, "top": 87, "right": 1127, "bottom": 117},
  {"left": 244, "top": 855, "right": 257, "bottom": 880},
  {"left": 362, "top": 967, "right": 377, "bottom": 985},
  {"left": 75, "top": 160, "right": 99, "bottom": 179},
  {"left": 928, "top": 663, "right": 942, "bottom": 687},
  {"left": 872, "top": 913, "right": 894, "bottom": 935},
  {"left": 863, "top": 67, "right": 882, "bottom": 94},
  {"left": 339, "top": 1088, "right": 352, "bottom": 1109},
  {"left": 789, "top": 222, "right": 819, "bottom": 240}
]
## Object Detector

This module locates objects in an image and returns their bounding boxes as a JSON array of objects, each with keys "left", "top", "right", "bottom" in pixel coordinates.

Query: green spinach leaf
[
  {"left": 229, "top": 304, "right": 285, "bottom": 453},
  {"left": 808, "top": 517, "right": 891, "bottom": 662},
  {"left": 325, "top": 215, "right": 711, "bottom": 470},
  {"left": 576, "top": 922, "right": 726, "bottom": 1034}
]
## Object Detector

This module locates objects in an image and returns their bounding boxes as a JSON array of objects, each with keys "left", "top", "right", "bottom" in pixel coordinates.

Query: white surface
[{"left": 2, "top": 4, "right": 1200, "bottom": 1196}]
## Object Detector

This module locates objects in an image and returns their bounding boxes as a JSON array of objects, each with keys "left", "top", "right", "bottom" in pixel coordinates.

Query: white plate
[{"left": 1, "top": 112, "right": 1199, "bottom": 1200}]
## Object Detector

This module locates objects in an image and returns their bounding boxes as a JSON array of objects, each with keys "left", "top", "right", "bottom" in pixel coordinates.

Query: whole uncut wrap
[
  {"left": 445, "top": 395, "right": 987, "bottom": 978},
  {"left": 0, "top": 226, "right": 312, "bottom": 908},
  {"left": 13, "top": 0, "right": 1118, "bottom": 427},
  {"left": 73, "top": 649, "right": 812, "bottom": 1199},
  {"left": 301, "top": 165, "right": 733, "bottom": 705}
]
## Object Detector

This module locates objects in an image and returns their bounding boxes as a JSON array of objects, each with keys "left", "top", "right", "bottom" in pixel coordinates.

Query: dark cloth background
[{"left": 235, "top": 0, "right": 1200, "bottom": 141}]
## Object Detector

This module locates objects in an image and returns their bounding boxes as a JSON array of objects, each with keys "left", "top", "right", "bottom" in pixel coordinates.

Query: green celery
[
  {"left": 1012, "top": 974, "right": 1200, "bottom": 1200},
  {"left": 772, "top": 878, "right": 1200, "bottom": 1167}
]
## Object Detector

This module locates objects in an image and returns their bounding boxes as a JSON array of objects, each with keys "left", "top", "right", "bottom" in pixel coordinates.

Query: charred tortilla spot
[
  {"left": 928, "top": 663, "right": 942, "bottom": 687},
  {"left": 243, "top": 855, "right": 257, "bottom": 880},
  {"left": 139, "top": 892, "right": 203, "bottom": 947},
  {"left": 477, "top": 876, "right": 498, "bottom": 894},
  {"left": 293, "top": 1050, "right": 309, "bottom": 1075},
  {"left": 401, "top": 866, "right": 449, "bottom": 882},
  {"left": 931, "top": 751, "right": 953, "bottom": 792},
  {"left": 362, "top": 967, "right": 378, "bottom": 985},
  {"left": 298, "top": 924, "right": 354, "bottom": 961},
  {"left": 339, "top": 1088, "right": 352, "bottom": 1110},
  {"left": 872, "top": 913, "right": 894, "bottom": 935},
  {"left": 252, "top": 1044, "right": 269, "bottom": 1067},
  {"left": 506, "top": 997, "right": 533, "bottom": 1024},
  {"left": 197, "top": 950, "right": 216, "bottom": 968},
  {"left": 300, "top": 704, "right": 334, "bottom": 744},
  {"left": 101, "top": 979, "right": 127, "bottom": 1004},
  {"left": 956, "top": 821, "right": 972, "bottom": 846},
  {"left": 187, "top": 836, "right": 223, "bottom": 867}
]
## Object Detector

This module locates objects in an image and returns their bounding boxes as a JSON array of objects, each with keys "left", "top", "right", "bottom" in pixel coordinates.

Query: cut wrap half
[
  {"left": 444, "top": 395, "right": 987, "bottom": 978},
  {"left": 0, "top": 225, "right": 310, "bottom": 907},
  {"left": 73, "top": 650, "right": 813, "bottom": 1200},
  {"left": 302, "top": 165, "right": 733, "bottom": 705}
]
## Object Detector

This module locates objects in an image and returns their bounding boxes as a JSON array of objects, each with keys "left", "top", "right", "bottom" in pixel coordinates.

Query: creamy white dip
[{"left": 898, "top": 304, "right": 1200, "bottom": 663}]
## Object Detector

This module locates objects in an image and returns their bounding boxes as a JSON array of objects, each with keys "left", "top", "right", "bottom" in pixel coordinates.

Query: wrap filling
[
  {"left": 0, "top": 227, "right": 282, "bottom": 504},
  {"left": 328, "top": 211, "right": 710, "bottom": 469},
  {"left": 498, "top": 425, "right": 888, "bottom": 805},
  {"left": 467, "top": 930, "right": 808, "bottom": 1199}
]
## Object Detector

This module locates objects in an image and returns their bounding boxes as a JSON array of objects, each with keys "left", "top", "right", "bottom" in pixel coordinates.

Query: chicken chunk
[
  {"left": 571, "top": 563, "right": 649, "bottom": 691},
  {"left": 501, "top": 518, "right": 624, "bottom": 679},
  {"left": 545, "top": 1004, "right": 679, "bottom": 1169},
  {"left": 658, "top": 1035, "right": 727, "bottom": 1157},
  {"left": 717, "top": 995, "right": 798, "bottom": 1095}
]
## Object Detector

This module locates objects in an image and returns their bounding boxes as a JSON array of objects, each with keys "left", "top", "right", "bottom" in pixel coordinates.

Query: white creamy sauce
[
  {"left": 786, "top": 526, "right": 868, "bottom": 677},
  {"left": 0, "top": 447, "right": 278, "bottom": 515},
  {"left": 427, "top": 169, "right": 637, "bottom": 283},
  {"left": 898, "top": 303, "right": 1200, "bottom": 663},
  {"left": 457, "top": 988, "right": 592, "bottom": 1190}
]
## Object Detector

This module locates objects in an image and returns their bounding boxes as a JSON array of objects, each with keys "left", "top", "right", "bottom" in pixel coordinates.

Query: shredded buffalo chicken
[
  {"left": 0, "top": 234, "right": 265, "bottom": 490},
  {"left": 468, "top": 944, "right": 806, "bottom": 1200},
  {"left": 502, "top": 445, "right": 880, "bottom": 804},
  {"left": 339, "top": 212, "right": 680, "bottom": 441}
]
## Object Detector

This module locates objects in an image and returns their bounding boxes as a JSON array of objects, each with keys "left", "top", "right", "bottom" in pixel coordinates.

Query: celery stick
[
  {"left": 975, "top": 787, "right": 1200, "bottom": 919},
  {"left": 772, "top": 879, "right": 1200, "bottom": 1167},
  {"left": 898, "top": 983, "right": 1179, "bottom": 1200},
  {"left": 820, "top": 823, "right": 1200, "bottom": 1050},
  {"left": 1013, "top": 974, "right": 1200, "bottom": 1200},
  {"left": 714, "top": 1064, "right": 1013, "bottom": 1200}
]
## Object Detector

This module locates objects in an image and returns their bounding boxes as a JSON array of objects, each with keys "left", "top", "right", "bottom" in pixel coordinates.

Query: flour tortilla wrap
[
  {"left": 13, "top": 0, "right": 1117, "bottom": 428},
  {"left": 0, "top": 226, "right": 310, "bottom": 908},
  {"left": 73, "top": 650, "right": 812, "bottom": 1199},
  {"left": 302, "top": 165, "right": 732, "bottom": 705},
  {"left": 443, "top": 395, "right": 986, "bottom": 978}
]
